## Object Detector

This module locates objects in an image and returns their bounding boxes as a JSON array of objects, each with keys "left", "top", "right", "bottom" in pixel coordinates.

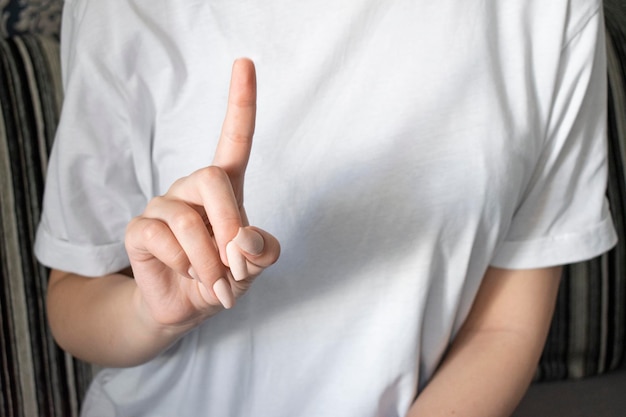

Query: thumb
[{"left": 226, "top": 226, "right": 281, "bottom": 282}]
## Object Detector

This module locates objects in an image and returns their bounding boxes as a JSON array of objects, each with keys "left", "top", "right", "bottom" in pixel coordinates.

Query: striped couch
[
  {"left": 1, "top": 35, "right": 94, "bottom": 417},
  {"left": 1, "top": 2, "right": 625, "bottom": 416}
]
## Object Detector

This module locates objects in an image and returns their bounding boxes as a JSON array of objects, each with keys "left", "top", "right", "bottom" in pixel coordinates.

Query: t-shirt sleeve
[
  {"left": 490, "top": 7, "right": 617, "bottom": 270},
  {"left": 34, "top": 0, "right": 150, "bottom": 277}
]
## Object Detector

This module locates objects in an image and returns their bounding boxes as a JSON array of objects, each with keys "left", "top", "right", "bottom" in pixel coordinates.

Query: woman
[{"left": 36, "top": 0, "right": 616, "bottom": 415}]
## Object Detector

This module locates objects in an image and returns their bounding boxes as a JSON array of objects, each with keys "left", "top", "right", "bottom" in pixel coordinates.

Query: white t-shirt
[{"left": 36, "top": 0, "right": 617, "bottom": 416}]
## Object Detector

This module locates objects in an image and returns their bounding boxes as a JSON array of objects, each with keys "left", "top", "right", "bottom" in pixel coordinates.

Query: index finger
[{"left": 212, "top": 58, "right": 257, "bottom": 200}]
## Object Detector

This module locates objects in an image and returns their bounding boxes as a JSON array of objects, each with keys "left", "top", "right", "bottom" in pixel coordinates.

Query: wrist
[{"left": 130, "top": 284, "right": 201, "bottom": 350}]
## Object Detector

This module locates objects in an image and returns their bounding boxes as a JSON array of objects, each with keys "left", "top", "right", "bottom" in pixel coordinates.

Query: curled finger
[
  {"left": 142, "top": 197, "right": 235, "bottom": 309},
  {"left": 126, "top": 216, "right": 192, "bottom": 278},
  {"left": 167, "top": 166, "right": 243, "bottom": 266}
]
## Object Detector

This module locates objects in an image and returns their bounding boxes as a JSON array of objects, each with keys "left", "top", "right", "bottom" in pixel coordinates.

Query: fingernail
[
  {"left": 188, "top": 266, "right": 199, "bottom": 280},
  {"left": 227, "top": 241, "right": 248, "bottom": 281},
  {"left": 213, "top": 278, "right": 235, "bottom": 309},
  {"left": 233, "top": 227, "right": 264, "bottom": 255}
]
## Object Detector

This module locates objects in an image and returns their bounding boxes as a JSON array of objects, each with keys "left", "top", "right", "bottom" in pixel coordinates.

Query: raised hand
[{"left": 125, "top": 58, "right": 280, "bottom": 329}]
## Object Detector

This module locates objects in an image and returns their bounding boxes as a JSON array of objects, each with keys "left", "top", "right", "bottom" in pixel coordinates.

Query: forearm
[
  {"left": 46, "top": 269, "right": 195, "bottom": 367},
  {"left": 408, "top": 327, "right": 543, "bottom": 417},
  {"left": 408, "top": 266, "right": 561, "bottom": 417}
]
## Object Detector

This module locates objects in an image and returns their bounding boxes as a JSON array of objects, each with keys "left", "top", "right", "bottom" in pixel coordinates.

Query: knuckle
[
  {"left": 124, "top": 219, "right": 141, "bottom": 248},
  {"left": 139, "top": 220, "right": 168, "bottom": 242},
  {"left": 169, "top": 176, "right": 186, "bottom": 189},
  {"left": 125, "top": 218, "right": 169, "bottom": 260},
  {"left": 194, "top": 165, "right": 228, "bottom": 185},
  {"left": 169, "top": 248, "right": 190, "bottom": 270},
  {"left": 224, "top": 129, "right": 251, "bottom": 144},
  {"left": 169, "top": 210, "right": 202, "bottom": 232},
  {"left": 142, "top": 195, "right": 168, "bottom": 216},
  {"left": 150, "top": 195, "right": 169, "bottom": 206}
]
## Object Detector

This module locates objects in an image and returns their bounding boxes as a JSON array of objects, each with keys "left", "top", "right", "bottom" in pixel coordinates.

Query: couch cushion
[
  {"left": 0, "top": 34, "right": 92, "bottom": 417},
  {"left": 0, "top": 0, "right": 62, "bottom": 38}
]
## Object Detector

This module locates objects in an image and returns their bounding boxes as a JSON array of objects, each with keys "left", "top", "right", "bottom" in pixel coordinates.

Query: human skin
[
  {"left": 46, "top": 58, "right": 280, "bottom": 366},
  {"left": 47, "top": 59, "right": 561, "bottom": 416},
  {"left": 408, "top": 266, "right": 561, "bottom": 417}
]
